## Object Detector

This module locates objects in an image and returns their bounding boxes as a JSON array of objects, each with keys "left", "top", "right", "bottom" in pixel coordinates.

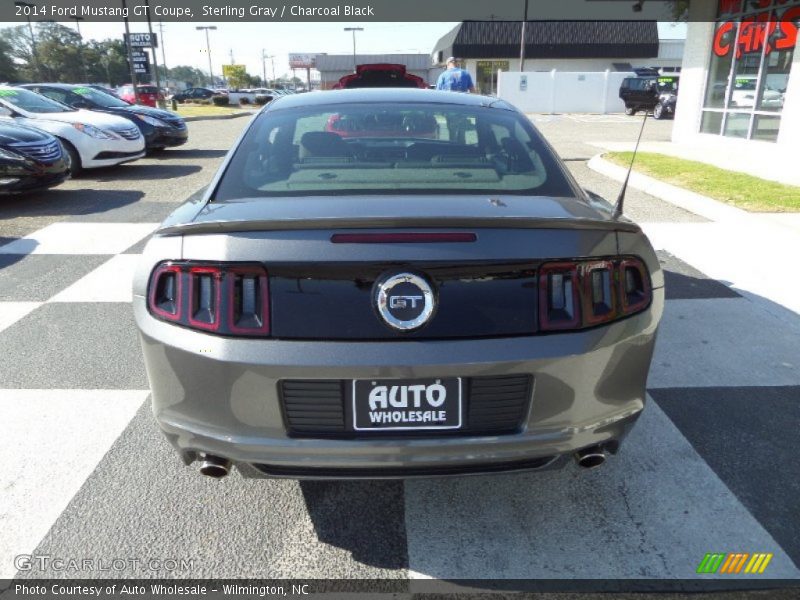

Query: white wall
[
  {"left": 497, "top": 70, "right": 634, "bottom": 113},
  {"left": 466, "top": 57, "right": 682, "bottom": 76}
]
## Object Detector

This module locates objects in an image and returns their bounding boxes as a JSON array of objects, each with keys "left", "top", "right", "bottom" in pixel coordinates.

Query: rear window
[
  {"left": 138, "top": 86, "right": 159, "bottom": 94},
  {"left": 213, "top": 102, "right": 573, "bottom": 200}
]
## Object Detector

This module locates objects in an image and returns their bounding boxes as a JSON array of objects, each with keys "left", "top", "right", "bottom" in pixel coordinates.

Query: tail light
[
  {"left": 539, "top": 262, "right": 581, "bottom": 330},
  {"left": 147, "top": 262, "right": 270, "bottom": 337},
  {"left": 539, "top": 257, "right": 651, "bottom": 331}
]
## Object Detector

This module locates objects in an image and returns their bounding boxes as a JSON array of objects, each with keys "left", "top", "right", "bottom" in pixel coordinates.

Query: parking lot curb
[
  {"left": 181, "top": 111, "right": 256, "bottom": 122},
  {"left": 587, "top": 154, "right": 753, "bottom": 224}
]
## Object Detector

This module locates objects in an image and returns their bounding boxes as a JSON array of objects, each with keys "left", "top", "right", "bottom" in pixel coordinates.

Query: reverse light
[
  {"left": 147, "top": 262, "right": 270, "bottom": 336},
  {"left": 538, "top": 257, "right": 651, "bottom": 331}
]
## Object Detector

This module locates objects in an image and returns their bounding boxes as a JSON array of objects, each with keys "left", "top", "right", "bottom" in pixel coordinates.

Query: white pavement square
[
  {"left": 649, "top": 298, "right": 800, "bottom": 388},
  {"left": 0, "top": 302, "right": 41, "bottom": 334},
  {"left": 404, "top": 402, "right": 800, "bottom": 580},
  {"left": 49, "top": 255, "right": 141, "bottom": 303},
  {"left": 0, "top": 223, "right": 158, "bottom": 256},
  {"left": 0, "top": 389, "right": 148, "bottom": 579},
  {"left": 639, "top": 221, "right": 800, "bottom": 317}
]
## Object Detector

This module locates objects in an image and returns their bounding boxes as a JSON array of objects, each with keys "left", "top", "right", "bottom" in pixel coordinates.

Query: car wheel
[
  {"left": 61, "top": 140, "right": 82, "bottom": 177},
  {"left": 624, "top": 106, "right": 636, "bottom": 116},
  {"left": 653, "top": 103, "right": 665, "bottom": 120}
]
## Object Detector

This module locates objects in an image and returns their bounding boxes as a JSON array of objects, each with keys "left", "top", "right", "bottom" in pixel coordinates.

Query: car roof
[
  {"left": 267, "top": 88, "right": 515, "bottom": 111},
  {"left": 20, "top": 83, "right": 82, "bottom": 89}
]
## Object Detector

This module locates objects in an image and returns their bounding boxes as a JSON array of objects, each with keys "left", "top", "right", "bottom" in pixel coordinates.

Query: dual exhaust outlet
[
  {"left": 197, "top": 444, "right": 610, "bottom": 478},
  {"left": 574, "top": 444, "right": 608, "bottom": 469},
  {"left": 198, "top": 453, "right": 231, "bottom": 478}
]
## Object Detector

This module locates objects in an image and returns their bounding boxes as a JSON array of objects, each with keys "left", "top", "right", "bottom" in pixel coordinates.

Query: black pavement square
[
  {"left": 652, "top": 386, "right": 800, "bottom": 568},
  {"left": 0, "top": 302, "right": 147, "bottom": 389},
  {"left": 657, "top": 250, "right": 741, "bottom": 300},
  {"left": 0, "top": 254, "right": 109, "bottom": 301}
]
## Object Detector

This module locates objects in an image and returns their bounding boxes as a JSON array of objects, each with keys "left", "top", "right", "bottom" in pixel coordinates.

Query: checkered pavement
[{"left": 1, "top": 187, "right": 798, "bottom": 583}]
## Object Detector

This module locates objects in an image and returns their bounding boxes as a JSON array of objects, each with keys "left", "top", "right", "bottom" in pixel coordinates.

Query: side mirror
[
  {"left": 0, "top": 106, "right": 13, "bottom": 117},
  {"left": 72, "top": 100, "right": 89, "bottom": 109}
]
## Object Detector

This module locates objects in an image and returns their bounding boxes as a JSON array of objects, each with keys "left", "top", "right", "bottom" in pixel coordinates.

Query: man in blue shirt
[{"left": 436, "top": 57, "right": 475, "bottom": 93}]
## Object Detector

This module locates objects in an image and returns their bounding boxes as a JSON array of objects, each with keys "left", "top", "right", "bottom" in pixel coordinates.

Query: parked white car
[
  {"left": 729, "top": 76, "right": 784, "bottom": 109},
  {"left": 0, "top": 86, "right": 145, "bottom": 175}
]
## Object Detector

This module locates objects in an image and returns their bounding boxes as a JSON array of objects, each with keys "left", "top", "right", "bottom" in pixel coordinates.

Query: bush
[
  {"left": 212, "top": 95, "right": 229, "bottom": 107},
  {"left": 254, "top": 95, "right": 272, "bottom": 106},
  {"left": 239, "top": 97, "right": 251, "bottom": 105}
]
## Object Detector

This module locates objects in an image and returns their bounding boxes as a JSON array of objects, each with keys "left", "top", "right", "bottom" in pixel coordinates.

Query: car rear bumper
[{"left": 135, "top": 287, "right": 663, "bottom": 477}]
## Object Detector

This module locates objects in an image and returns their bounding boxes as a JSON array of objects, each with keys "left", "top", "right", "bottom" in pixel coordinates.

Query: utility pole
[
  {"left": 143, "top": 0, "right": 165, "bottom": 107},
  {"left": 158, "top": 21, "right": 168, "bottom": 87},
  {"left": 519, "top": 0, "right": 529, "bottom": 72},
  {"left": 262, "top": 50, "right": 273, "bottom": 87},
  {"left": 70, "top": 16, "right": 88, "bottom": 81},
  {"left": 120, "top": 0, "right": 139, "bottom": 104},
  {"left": 196, "top": 26, "right": 217, "bottom": 88},
  {"left": 14, "top": 2, "right": 40, "bottom": 80},
  {"left": 343, "top": 27, "right": 363, "bottom": 73}
]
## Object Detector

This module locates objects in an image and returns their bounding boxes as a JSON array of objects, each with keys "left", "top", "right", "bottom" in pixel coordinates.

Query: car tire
[
  {"left": 61, "top": 139, "right": 82, "bottom": 177},
  {"left": 624, "top": 106, "right": 636, "bottom": 116},
  {"left": 653, "top": 103, "right": 665, "bottom": 120}
]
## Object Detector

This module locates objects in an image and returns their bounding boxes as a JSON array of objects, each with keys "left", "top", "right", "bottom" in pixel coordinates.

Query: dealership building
[
  {"left": 672, "top": 0, "right": 798, "bottom": 179},
  {"left": 431, "top": 21, "right": 684, "bottom": 95}
]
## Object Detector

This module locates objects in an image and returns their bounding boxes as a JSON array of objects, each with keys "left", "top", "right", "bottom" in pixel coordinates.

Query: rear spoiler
[{"left": 157, "top": 215, "right": 642, "bottom": 237}]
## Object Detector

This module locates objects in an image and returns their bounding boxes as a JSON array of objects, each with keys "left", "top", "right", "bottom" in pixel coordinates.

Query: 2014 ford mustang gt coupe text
[{"left": 133, "top": 89, "right": 664, "bottom": 479}]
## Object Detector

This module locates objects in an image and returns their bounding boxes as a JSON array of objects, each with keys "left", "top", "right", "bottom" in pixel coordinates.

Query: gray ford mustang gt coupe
[{"left": 133, "top": 88, "right": 663, "bottom": 479}]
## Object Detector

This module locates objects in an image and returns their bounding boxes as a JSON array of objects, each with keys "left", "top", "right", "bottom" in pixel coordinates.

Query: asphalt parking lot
[{"left": 1, "top": 114, "right": 798, "bottom": 587}]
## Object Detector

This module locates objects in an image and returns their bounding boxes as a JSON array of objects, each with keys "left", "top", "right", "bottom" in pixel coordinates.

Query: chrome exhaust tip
[
  {"left": 198, "top": 454, "right": 231, "bottom": 478},
  {"left": 574, "top": 445, "right": 607, "bottom": 469}
]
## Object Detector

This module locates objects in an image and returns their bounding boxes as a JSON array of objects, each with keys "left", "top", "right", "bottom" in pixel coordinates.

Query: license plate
[{"left": 352, "top": 378, "right": 462, "bottom": 431}]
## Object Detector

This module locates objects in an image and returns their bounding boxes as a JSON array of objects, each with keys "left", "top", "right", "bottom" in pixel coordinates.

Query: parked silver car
[{"left": 134, "top": 89, "right": 663, "bottom": 479}]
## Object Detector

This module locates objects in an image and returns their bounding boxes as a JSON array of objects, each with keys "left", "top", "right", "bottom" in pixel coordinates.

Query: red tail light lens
[
  {"left": 582, "top": 260, "right": 617, "bottom": 325},
  {"left": 620, "top": 258, "right": 651, "bottom": 315},
  {"left": 228, "top": 266, "right": 270, "bottom": 335},
  {"left": 539, "top": 257, "right": 651, "bottom": 331},
  {"left": 187, "top": 266, "right": 223, "bottom": 331},
  {"left": 539, "top": 262, "right": 581, "bottom": 330},
  {"left": 147, "top": 262, "right": 270, "bottom": 337},
  {"left": 148, "top": 264, "right": 182, "bottom": 321}
]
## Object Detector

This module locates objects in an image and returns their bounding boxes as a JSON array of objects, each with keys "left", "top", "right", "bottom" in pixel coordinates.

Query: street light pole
[
  {"left": 144, "top": 0, "right": 165, "bottom": 107},
  {"left": 519, "top": 0, "right": 529, "bottom": 72},
  {"left": 196, "top": 26, "right": 217, "bottom": 88},
  {"left": 262, "top": 50, "right": 274, "bottom": 87},
  {"left": 343, "top": 27, "right": 363, "bottom": 73},
  {"left": 158, "top": 21, "right": 168, "bottom": 85},
  {"left": 120, "top": 0, "right": 139, "bottom": 104},
  {"left": 70, "top": 16, "right": 88, "bottom": 82},
  {"left": 14, "top": 2, "right": 40, "bottom": 80}
]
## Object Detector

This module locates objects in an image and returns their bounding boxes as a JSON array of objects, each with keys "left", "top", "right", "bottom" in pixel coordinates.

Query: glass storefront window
[
  {"left": 753, "top": 114, "right": 781, "bottom": 141},
  {"left": 723, "top": 112, "right": 751, "bottom": 137},
  {"left": 701, "top": 0, "right": 798, "bottom": 142},
  {"left": 701, "top": 110, "right": 724, "bottom": 134}
]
